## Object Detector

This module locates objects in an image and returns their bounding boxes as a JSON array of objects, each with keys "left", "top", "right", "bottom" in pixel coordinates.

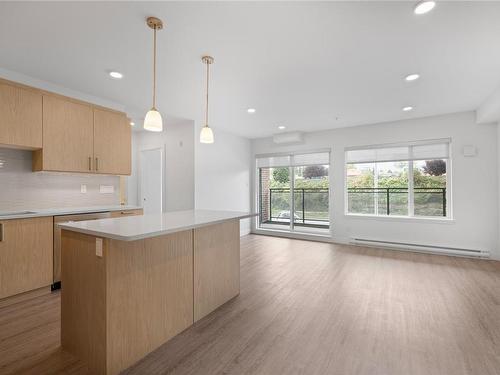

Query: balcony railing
[
  {"left": 263, "top": 188, "right": 329, "bottom": 228},
  {"left": 347, "top": 187, "right": 447, "bottom": 216},
  {"left": 260, "top": 187, "right": 447, "bottom": 229}
]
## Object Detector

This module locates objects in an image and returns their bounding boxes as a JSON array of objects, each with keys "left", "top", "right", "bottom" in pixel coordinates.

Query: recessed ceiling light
[
  {"left": 405, "top": 73, "right": 420, "bottom": 81},
  {"left": 402, "top": 106, "right": 414, "bottom": 112},
  {"left": 278, "top": 125, "right": 286, "bottom": 130},
  {"left": 109, "top": 71, "right": 123, "bottom": 79},
  {"left": 130, "top": 121, "right": 135, "bottom": 126},
  {"left": 414, "top": 1, "right": 436, "bottom": 15},
  {"left": 247, "top": 108, "right": 256, "bottom": 114}
]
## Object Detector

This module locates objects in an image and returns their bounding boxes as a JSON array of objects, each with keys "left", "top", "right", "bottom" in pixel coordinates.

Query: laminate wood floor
[{"left": 1, "top": 234, "right": 500, "bottom": 375}]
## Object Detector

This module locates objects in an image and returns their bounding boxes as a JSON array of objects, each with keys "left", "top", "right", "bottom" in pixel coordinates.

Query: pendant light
[
  {"left": 144, "top": 17, "right": 163, "bottom": 132},
  {"left": 200, "top": 56, "right": 215, "bottom": 144}
]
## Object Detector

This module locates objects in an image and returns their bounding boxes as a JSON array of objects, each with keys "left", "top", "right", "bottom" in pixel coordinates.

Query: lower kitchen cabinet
[{"left": 0, "top": 217, "right": 53, "bottom": 299}]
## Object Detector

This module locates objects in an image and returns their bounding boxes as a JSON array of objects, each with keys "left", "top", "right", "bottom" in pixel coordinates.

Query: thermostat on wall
[{"left": 463, "top": 145, "right": 477, "bottom": 157}]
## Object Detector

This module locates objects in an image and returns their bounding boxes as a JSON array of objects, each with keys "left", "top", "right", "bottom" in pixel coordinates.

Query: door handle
[
  {"left": 88, "top": 156, "right": 92, "bottom": 171},
  {"left": 95, "top": 157, "right": 99, "bottom": 172},
  {"left": 0, "top": 223, "right": 4, "bottom": 242}
]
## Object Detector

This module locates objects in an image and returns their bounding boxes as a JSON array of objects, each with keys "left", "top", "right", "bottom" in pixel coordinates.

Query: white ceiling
[{"left": 1, "top": 1, "right": 500, "bottom": 138}]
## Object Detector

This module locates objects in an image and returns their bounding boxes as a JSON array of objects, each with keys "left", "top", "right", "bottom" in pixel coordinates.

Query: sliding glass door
[
  {"left": 258, "top": 166, "right": 292, "bottom": 229},
  {"left": 257, "top": 152, "right": 330, "bottom": 234}
]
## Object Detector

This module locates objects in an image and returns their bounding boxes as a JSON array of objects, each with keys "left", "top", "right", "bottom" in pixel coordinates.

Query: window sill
[{"left": 344, "top": 213, "right": 455, "bottom": 224}]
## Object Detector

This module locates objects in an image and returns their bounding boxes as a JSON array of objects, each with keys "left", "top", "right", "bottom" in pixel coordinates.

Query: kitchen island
[{"left": 58, "top": 210, "right": 255, "bottom": 375}]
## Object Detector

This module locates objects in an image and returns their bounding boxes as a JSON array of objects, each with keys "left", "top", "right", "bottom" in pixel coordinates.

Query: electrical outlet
[{"left": 80, "top": 184, "right": 87, "bottom": 193}]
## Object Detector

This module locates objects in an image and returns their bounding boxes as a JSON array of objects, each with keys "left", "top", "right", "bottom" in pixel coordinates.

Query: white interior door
[{"left": 140, "top": 147, "right": 163, "bottom": 214}]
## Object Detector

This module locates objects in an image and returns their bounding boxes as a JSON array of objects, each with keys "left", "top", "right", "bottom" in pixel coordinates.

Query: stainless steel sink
[{"left": 0, "top": 211, "right": 37, "bottom": 216}]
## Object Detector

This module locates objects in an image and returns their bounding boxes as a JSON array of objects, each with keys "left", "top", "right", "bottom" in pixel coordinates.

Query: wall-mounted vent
[
  {"left": 350, "top": 238, "right": 489, "bottom": 259},
  {"left": 273, "top": 131, "right": 304, "bottom": 145}
]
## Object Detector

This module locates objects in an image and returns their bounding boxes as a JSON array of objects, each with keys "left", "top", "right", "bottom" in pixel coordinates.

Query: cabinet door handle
[
  {"left": 88, "top": 156, "right": 92, "bottom": 171},
  {"left": 95, "top": 157, "right": 99, "bottom": 172},
  {"left": 0, "top": 223, "right": 4, "bottom": 242}
]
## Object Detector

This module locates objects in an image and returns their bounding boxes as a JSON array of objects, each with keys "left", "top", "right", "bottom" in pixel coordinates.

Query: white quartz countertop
[
  {"left": 0, "top": 205, "right": 142, "bottom": 220},
  {"left": 58, "top": 210, "right": 257, "bottom": 241}
]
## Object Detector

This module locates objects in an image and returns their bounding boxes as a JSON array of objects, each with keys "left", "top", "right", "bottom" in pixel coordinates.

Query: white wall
[
  {"left": 252, "top": 112, "right": 500, "bottom": 259},
  {"left": 195, "top": 130, "right": 252, "bottom": 235},
  {"left": 498, "top": 121, "right": 500, "bottom": 258},
  {"left": 127, "top": 126, "right": 252, "bottom": 236},
  {"left": 127, "top": 120, "right": 195, "bottom": 212},
  {"left": 126, "top": 132, "right": 139, "bottom": 206}
]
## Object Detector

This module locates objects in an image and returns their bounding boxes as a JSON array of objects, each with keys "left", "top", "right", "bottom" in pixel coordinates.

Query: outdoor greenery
[
  {"left": 346, "top": 160, "right": 447, "bottom": 217},
  {"left": 262, "top": 159, "right": 447, "bottom": 226},
  {"left": 267, "top": 166, "right": 329, "bottom": 223}
]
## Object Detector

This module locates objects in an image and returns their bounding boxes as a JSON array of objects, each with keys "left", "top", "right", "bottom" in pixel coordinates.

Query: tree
[
  {"left": 303, "top": 165, "right": 328, "bottom": 179},
  {"left": 273, "top": 167, "right": 289, "bottom": 183},
  {"left": 423, "top": 160, "right": 446, "bottom": 176}
]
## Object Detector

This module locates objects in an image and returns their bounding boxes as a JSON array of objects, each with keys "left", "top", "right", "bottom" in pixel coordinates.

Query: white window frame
[{"left": 344, "top": 139, "right": 452, "bottom": 221}]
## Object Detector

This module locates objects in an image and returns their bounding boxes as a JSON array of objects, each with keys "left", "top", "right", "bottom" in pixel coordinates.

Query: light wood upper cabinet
[
  {"left": 0, "top": 82, "right": 42, "bottom": 149},
  {"left": 0, "top": 78, "right": 130, "bottom": 175},
  {"left": 93, "top": 108, "right": 131, "bottom": 175},
  {"left": 0, "top": 217, "right": 53, "bottom": 299},
  {"left": 33, "top": 95, "right": 94, "bottom": 173}
]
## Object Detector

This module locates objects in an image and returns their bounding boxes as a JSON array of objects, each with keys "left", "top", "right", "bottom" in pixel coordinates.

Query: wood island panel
[
  {"left": 61, "top": 230, "right": 107, "bottom": 373},
  {"left": 106, "top": 231, "right": 193, "bottom": 375},
  {"left": 61, "top": 229, "right": 194, "bottom": 375},
  {"left": 193, "top": 219, "right": 240, "bottom": 321}
]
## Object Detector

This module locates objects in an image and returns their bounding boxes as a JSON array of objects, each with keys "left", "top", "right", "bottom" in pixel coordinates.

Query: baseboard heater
[{"left": 350, "top": 238, "right": 489, "bottom": 259}]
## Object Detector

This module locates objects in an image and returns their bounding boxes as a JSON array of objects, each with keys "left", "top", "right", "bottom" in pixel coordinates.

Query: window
[
  {"left": 346, "top": 140, "right": 450, "bottom": 218},
  {"left": 257, "top": 151, "right": 330, "bottom": 233}
]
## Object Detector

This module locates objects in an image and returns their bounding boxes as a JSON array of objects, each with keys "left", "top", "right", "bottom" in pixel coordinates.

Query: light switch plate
[
  {"left": 80, "top": 184, "right": 87, "bottom": 193},
  {"left": 96, "top": 238, "right": 103, "bottom": 257},
  {"left": 100, "top": 185, "right": 114, "bottom": 194}
]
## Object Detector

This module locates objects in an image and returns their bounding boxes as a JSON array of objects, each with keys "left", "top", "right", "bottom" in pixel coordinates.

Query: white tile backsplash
[{"left": 0, "top": 148, "right": 120, "bottom": 211}]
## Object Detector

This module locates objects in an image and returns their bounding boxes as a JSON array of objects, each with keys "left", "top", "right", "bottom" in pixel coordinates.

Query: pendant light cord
[
  {"left": 205, "top": 61, "right": 210, "bottom": 127},
  {"left": 153, "top": 26, "right": 157, "bottom": 109}
]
